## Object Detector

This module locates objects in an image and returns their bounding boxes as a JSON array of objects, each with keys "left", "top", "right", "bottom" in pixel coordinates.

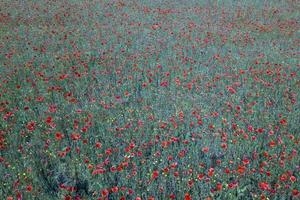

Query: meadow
[{"left": 0, "top": 0, "right": 299, "bottom": 199}]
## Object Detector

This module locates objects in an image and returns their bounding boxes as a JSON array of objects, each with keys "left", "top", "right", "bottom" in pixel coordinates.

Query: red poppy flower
[
  {"left": 224, "top": 168, "right": 230, "bottom": 174},
  {"left": 227, "top": 86, "right": 236, "bottom": 94},
  {"left": 128, "top": 189, "right": 134, "bottom": 195},
  {"left": 237, "top": 165, "right": 246, "bottom": 174},
  {"left": 152, "top": 170, "right": 159, "bottom": 179},
  {"left": 111, "top": 186, "right": 118, "bottom": 193},
  {"left": 258, "top": 182, "right": 270, "bottom": 190},
  {"left": 188, "top": 179, "right": 194, "bottom": 187},
  {"left": 269, "top": 140, "right": 276, "bottom": 147},
  {"left": 216, "top": 182, "right": 222, "bottom": 191},
  {"left": 71, "top": 133, "right": 81, "bottom": 141},
  {"left": 242, "top": 159, "right": 250, "bottom": 165},
  {"left": 202, "top": 147, "right": 209, "bottom": 153},
  {"left": 290, "top": 176, "right": 297, "bottom": 182},
  {"left": 279, "top": 119, "right": 287, "bottom": 125},
  {"left": 45, "top": 116, "right": 52, "bottom": 124},
  {"left": 228, "top": 182, "right": 238, "bottom": 189},
  {"left": 257, "top": 128, "right": 264, "bottom": 133},
  {"left": 163, "top": 167, "right": 169, "bottom": 174},
  {"left": 208, "top": 168, "right": 214, "bottom": 177},
  {"left": 95, "top": 142, "right": 102, "bottom": 149},
  {"left": 198, "top": 173, "right": 205, "bottom": 180},
  {"left": 26, "top": 121, "right": 36, "bottom": 131},
  {"left": 292, "top": 189, "right": 299, "bottom": 197},
  {"left": 184, "top": 193, "right": 192, "bottom": 200},
  {"left": 160, "top": 81, "right": 168, "bottom": 87},
  {"left": 247, "top": 125, "right": 253, "bottom": 132},
  {"left": 101, "top": 188, "right": 109, "bottom": 197},
  {"left": 174, "top": 171, "right": 179, "bottom": 177},
  {"left": 65, "top": 195, "right": 72, "bottom": 200},
  {"left": 170, "top": 162, "right": 177, "bottom": 168},
  {"left": 221, "top": 143, "right": 227, "bottom": 149},
  {"left": 92, "top": 168, "right": 106, "bottom": 175},
  {"left": 55, "top": 132, "right": 63, "bottom": 140},
  {"left": 26, "top": 185, "right": 32, "bottom": 192}
]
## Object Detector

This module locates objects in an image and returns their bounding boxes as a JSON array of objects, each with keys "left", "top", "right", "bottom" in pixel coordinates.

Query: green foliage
[{"left": 0, "top": 0, "right": 299, "bottom": 200}]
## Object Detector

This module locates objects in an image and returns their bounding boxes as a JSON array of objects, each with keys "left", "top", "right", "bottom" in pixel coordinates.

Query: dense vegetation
[{"left": 0, "top": 0, "right": 299, "bottom": 199}]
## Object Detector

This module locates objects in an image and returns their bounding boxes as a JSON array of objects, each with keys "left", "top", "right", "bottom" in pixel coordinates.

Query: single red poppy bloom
[
  {"left": 292, "top": 189, "right": 299, "bottom": 197},
  {"left": 202, "top": 147, "right": 209, "bottom": 153},
  {"left": 55, "top": 132, "right": 63, "bottom": 140},
  {"left": 290, "top": 176, "right": 297, "bottom": 182},
  {"left": 279, "top": 119, "right": 287, "bottom": 125},
  {"left": 101, "top": 188, "right": 109, "bottom": 197},
  {"left": 184, "top": 193, "right": 192, "bottom": 200},
  {"left": 152, "top": 170, "right": 159, "bottom": 179},
  {"left": 111, "top": 186, "right": 118, "bottom": 193},
  {"left": 26, "top": 185, "right": 32, "bottom": 192},
  {"left": 208, "top": 168, "right": 214, "bottom": 177},
  {"left": 216, "top": 183, "right": 222, "bottom": 191},
  {"left": 71, "top": 133, "right": 81, "bottom": 140},
  {"left": 169, "top": 194, "right": 176, "bottom": 199},
  {"left": 198, "top": 173, "right": 205, "bottom": 180},
  {"left": 259, "top": 182, "right": 269, "bottom": 190}
]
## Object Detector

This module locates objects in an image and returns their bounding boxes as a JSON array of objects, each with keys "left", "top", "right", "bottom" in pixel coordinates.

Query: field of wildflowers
[{"left": 0, "top": 0, "right": 299, "bottom": 199}]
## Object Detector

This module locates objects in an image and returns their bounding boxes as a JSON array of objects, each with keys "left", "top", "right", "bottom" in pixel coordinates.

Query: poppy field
[{"left": 0, "top": 0, "right": 299, "bottom": 199}]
